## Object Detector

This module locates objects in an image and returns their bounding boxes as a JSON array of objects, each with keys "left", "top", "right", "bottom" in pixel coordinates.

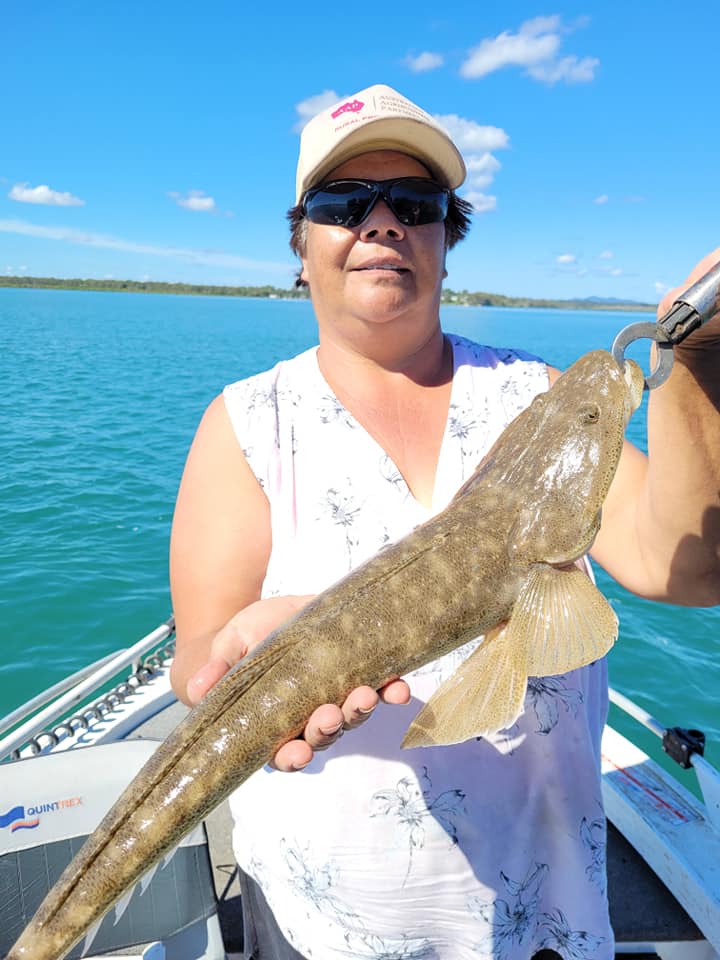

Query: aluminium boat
[{"left": 1, "top": 619, "right": 718, "bottom": 960}]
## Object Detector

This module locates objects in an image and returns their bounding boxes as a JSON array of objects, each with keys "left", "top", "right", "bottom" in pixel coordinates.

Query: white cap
[{"left": 295, "top": 84, "right": 466, "bottom": 203}]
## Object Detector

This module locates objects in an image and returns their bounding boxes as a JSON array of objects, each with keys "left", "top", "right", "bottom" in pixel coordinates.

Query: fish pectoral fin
[
  {"left": 518, "top": 564, "right": 618, "bottom": 677},
  {"left": 401, "top": 624, "right": 529, "bottom": 748}
]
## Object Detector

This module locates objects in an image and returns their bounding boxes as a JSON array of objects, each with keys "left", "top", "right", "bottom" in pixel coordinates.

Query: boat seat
[{"left": 0, "top": 740, "right": 226, "bottom": 960}]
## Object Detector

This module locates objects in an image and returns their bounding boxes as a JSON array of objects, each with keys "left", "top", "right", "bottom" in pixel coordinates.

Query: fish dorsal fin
[
  {"left": 518, "top": 565, "right": 618, "bottom": 676},
  {"left": 217, "top": 637, "right": 298, "bottom": 700},
  {"left": 402, "top": 623, "right": 529, "bottom": 747}
]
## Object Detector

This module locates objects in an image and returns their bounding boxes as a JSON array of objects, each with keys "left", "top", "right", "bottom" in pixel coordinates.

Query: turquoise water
[{"left": 2, "top": 287, "right": 718, "bottom": 776}]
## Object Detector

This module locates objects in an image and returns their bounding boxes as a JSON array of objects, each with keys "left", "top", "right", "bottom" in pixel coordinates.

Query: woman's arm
[
  {"left": 590, "top": 248, "right": 720, "bottom": 604},
  {"left": 169, "top": 394, "right": 272, "bottom": 702},
  {"left": 169, "top": 393, "right": 410, "bottom": 771}
]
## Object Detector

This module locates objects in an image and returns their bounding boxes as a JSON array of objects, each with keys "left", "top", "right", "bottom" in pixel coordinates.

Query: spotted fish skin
[{"left": 8, "top": 350, "right": 645, "bottom": 960}]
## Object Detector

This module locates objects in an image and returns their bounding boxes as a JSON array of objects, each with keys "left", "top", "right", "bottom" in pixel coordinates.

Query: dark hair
[{"left": 286, "top": 191, "right": 474, "bottom": 288}]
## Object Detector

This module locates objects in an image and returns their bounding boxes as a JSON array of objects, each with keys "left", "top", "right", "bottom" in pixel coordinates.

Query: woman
[{"left": 169, "top": 85, "right": 720, "bottom": 959}]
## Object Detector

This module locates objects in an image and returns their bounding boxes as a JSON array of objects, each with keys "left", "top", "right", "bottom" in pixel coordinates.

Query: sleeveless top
[{"left": 222, "top": 334, "right": 612, "bottom": 960}]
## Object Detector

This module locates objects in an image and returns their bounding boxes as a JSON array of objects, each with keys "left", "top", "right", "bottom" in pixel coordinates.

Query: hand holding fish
[
  {"left": 186, "top": 595, "right": 411, "bottom": 771},
  {"left": 591, "top": 247, "right": 720, "bottom": 608}
]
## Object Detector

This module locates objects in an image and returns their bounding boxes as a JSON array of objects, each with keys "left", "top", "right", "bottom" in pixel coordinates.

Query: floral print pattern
[
  {"left": 223, "top": 334, "right": 614, "bottom": 959},
  {"left": 467, "top": 862, "right": 548, "bottom": 958},
  {"left": 580, "top": 811, "right": 608, "bottom": 894},
  {"left": 371, "top": 765, "right": 466, "bottom": 883},
  {"left": 525, "top": 675, "right": 583, "bottom": 734}
]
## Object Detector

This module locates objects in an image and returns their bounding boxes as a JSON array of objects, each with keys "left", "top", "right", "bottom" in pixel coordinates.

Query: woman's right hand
[{"left": 185, "top": 595, "right": 411, "bottom": 771}]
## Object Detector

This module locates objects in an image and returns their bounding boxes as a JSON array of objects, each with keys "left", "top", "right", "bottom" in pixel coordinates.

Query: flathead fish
[{"left": 9, "top": 349, "right": 645, "bottom": 959}]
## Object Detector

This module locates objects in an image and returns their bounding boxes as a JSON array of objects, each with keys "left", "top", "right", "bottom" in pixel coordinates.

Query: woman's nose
[{"left": 359, "top": 200, "right": 407, "bottom": 241}]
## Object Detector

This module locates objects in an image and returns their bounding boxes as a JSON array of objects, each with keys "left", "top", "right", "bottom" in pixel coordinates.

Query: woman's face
[{"left": 299, "top": 151, "right": 447, "bottom": 341}]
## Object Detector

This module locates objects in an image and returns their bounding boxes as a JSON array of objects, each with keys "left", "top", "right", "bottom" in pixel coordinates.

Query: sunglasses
[{"left": 302, "top": 177, "right": 450, "bottom": 228}]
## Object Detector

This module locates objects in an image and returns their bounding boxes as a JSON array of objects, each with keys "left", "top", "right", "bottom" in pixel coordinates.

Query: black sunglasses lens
[
  {"left": 387, "top": 179, "right": 449, "bottom": 225},
  {"left": 304, "top": 182, "right": 375, "bottom": 227},
  {"left": 304, "top": 178, "right": 449, "bottom": 227}
]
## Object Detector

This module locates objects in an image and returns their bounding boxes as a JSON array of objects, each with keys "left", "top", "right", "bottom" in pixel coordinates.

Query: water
[{"left": 2, "top": 287, "right": 718, "bottom": 778}]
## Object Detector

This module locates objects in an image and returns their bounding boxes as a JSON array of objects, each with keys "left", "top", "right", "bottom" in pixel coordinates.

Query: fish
[{"left": 8, "top": 349, "right": 645, "bottom": 960}]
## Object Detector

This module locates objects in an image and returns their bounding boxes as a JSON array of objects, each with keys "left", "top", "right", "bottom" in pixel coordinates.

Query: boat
[{"left": 1, "top": 618, "right": 718, "bottom": 960}]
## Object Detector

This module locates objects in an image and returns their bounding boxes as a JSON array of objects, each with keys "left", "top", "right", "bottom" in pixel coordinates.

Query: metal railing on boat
[
  {"left": 609, "top": 684, "right": 720, "bottom": 832},
  {"left": 0, "top": 617, "right": 175, "bottom": 763}
]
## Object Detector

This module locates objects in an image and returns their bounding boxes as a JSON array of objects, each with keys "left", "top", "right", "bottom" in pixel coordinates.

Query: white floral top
[{"left": 223, "top": 334, "right": 612, "bottom": 960}]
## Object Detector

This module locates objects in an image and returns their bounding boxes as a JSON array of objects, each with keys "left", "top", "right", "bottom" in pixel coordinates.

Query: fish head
[{"left": 505, "top": 350, "right": 644, "bottom": 565}]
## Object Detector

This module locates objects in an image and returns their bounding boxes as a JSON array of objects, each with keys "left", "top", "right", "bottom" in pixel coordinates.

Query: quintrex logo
[
  {"left": 0, "top": 805, "right": 39, "bottom": 832},
  {"left": 1, "top": 797, "right": 82, "bottom": 832}
]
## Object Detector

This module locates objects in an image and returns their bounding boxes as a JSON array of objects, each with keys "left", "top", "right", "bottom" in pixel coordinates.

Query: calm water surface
[{"left": 2, "top": 288, "right": 717, "bottom": 776}]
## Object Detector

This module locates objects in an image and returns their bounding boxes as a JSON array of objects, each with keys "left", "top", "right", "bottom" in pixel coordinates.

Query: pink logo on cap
[{"left": 331, "top": 98, "right": 364, "bottom": 119}]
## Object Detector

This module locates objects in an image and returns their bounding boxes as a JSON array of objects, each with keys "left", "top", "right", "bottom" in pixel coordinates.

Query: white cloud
[
  {"left": 608, "top": 267, "right": 623, "bottom": 276},
  {"left": 599, "top": 250, "right": 614, "bottom": 259},
  {"left": 405, "top": 51, "right": 444, "bottom": 73},
  {"left": 168, "top": 189, "right": 216, "bottom": 212},
  {"left": 527, "top": 54, "right": 598, "bottom": 84},
  {"left": 0, "top": 218, "right": 293, "bottom": 274},
  {"left": 293, "top": 90, "right": 341, "bottom": 133},
  {"left": 556, "top": 253, "right": 576, "bottom": 264},
  {"left": 655, "top": 281, "right": 669, "bottom": 296},
  {"left": 464, "top": 153, "right": 502, "bottom": 189},
  {"left": 594, "top": 194, "right": 609, "bottom": 205},
  {"left": 435, "top": 115, "right": 510, "bottom": 214},
  {"left": 461, "top": 18, "right": 560, "bottom": 78},
  {"left": 436, "top": 114, "right": 509, "bottom": 153},
  {"left": 460, "top": 15, "right": 598, "bottom": 85},
  {"left": 9, "top": 183, "right": 85, "bottom": 206},
  {"left": 463, "top": 192, "right": 497, "bottom": 213}
]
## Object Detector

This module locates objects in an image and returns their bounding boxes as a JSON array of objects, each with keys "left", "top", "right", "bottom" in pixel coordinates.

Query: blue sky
[{"left": 2, "top": 1, "right": 718, "bottom": 301}]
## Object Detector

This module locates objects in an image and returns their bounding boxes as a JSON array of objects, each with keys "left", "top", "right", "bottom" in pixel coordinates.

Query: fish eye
[{"left": 579, "top": 402, "right": 601, "bottom": 424}]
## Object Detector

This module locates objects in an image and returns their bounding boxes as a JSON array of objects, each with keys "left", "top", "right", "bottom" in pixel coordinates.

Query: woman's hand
[
  {"left": 658, "top": 247, "right": 720, "bottom": 356},
  {"left": 185, "top": 595, "right": 411, "bottom": 771}
]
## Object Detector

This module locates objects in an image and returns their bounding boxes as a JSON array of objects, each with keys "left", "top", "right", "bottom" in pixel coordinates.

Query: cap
[{"left": 295, "top": 84, "right": 466, "bottom": 203}]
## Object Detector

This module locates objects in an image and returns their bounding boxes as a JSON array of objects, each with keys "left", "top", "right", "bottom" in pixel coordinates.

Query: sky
[{"left": 2, "top": 0, "right": 719, "bottom": 302}]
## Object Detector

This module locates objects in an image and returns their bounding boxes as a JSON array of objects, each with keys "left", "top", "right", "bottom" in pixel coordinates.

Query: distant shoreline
[{"left": 0, "top": 275, "right": 656, "bottom": 312}]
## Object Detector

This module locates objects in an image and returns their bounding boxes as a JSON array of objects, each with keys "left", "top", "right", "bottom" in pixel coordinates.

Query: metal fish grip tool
[{"left": 611, "top": 259, "right": 720, "bottom": 389}]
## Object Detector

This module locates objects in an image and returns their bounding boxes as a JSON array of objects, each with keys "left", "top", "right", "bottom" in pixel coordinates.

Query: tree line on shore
[{"left": 0, "top": 275, "right": 655, "bottom": 311}]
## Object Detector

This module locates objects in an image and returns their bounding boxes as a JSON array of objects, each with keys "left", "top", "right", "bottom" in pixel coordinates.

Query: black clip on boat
[{"left": 611, "top": 259, "right": 720, "bottom": 390}]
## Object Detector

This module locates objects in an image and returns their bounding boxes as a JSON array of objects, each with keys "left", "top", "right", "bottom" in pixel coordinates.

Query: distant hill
[
  {"left": 581, "top": 296, "right": 650, "bottom": 306},
  {"left": 441, "top": 288, "right": 655, "bottom": 311},
  {"left": 0, "top": 275, "right": 656, "bottom": 312}
]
